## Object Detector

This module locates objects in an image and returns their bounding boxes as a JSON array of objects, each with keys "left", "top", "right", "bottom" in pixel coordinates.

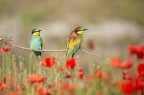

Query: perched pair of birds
[{"left": 30, "top": 27, "right": 88, "bottom": 59}]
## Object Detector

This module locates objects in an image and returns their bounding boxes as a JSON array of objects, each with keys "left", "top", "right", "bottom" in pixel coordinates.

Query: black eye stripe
[
  {"left": 32, "top": 31, "right": 39, "bottom": 34},
  {"left": 77, "top": 29, "right": 83, "bottom": 31}
]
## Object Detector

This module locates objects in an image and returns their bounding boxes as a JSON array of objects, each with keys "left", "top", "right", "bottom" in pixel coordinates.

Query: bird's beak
[
  {"left": 39, "top": 30, "right": 42, "bottom": 32},
  {"left": 83, "top": 28, "right": 88, "bottom": 31}
]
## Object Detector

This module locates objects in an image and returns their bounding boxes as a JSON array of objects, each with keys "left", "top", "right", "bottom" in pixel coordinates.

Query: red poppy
[
  {"left": 87, "top": 39, "right": 95, "bottom": 50},
  {"left": 0, "top": 82, "right": 7, "bottom": 91},
  {"left": 13, "top": 90, "right": 19, "bottom": 95},
  {"left": 1, "top": 46, "right": 10, "bottom": 52},
  {"left": 61, "top": 91, "right": 65, "bottom": 95},
  {"left": 28, "top": 73, "right": 46, "bottom": 84},
  {"left": 42, "top": 56, "right": 56, "bottom": 68},
  {"left": 57, "top": 66, "right": 64, "bottom": 71},
  {"left": 4, "top": 93, "right": 10, "bottom": 95},
  {"left": 51, "top": 88, "right": 57, "bottom": 93},
  {"left": 110, "top": 57, "right": 120, "bottom": 69},
  {"left": 45, "top": 92, "right": 51, "bottom": 95},
  {"left": 129, "top": 45, "right": 144, "bottom": 59},
  {"left": 61, "top": 83, "right": 75, "bottom": 91},
  {"left": 135, "top": 75, "right": 144, "bottom": 90},
  {"left": 95, "top": 70, "right": 107, "bottom": 79},
  {"left": 86, "top": 74, "right": 95, "bottom": 81},
  {"left": 120, "top": 59, "right": 133, "bottom": 69},
  {"left": 65, "top": 74, "right": 71, "bottom": 79},
  {"left": 9, "top": 84, "right": 14, "bottom": 90},
  {"left": 16, "top": 84, "right": 25, "bottom": 90},
  {"left": 34, "top": 84, "right": 47, "bottom": 95},
  {"left": 78, "top": 72, "right": 84, "bottom": 79},
  {"left": 3, "top": 76, "right": 7, "bottom": 83},
  {"left": 137, "top": 63, "right": 144, "bottom": 77},
  {"left": 65, "top": 58, "right": 76, "bottom": 69},
  {"left": 98, "top": 90, "right": 103, "bottom": 95},
  {"left": 122, "top": 72, "right": 132, "bottom": 80},
  {"left": 78, "top": 67, "right": 83, "bottom": 72},
  {"left": 3, "top": 76, "right": 14, "bottom": 84},
  {"left": 117, "top": 80, "right": 135, "bottom": 94},
  {"left": 38, "top": 88, "right": 45, "bottom": 95}
]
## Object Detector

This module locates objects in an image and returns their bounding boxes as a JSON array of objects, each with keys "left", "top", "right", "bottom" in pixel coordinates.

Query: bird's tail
[
  {"left": 34, "top": 51, "right": 41, "bottom": 59},
  {"left": 65, "top": 50, "right": 72, "bottom": 59}
]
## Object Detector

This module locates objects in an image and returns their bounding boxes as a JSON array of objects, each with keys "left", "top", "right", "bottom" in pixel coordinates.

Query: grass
[{"left": 0, "top": 42, "right": 143, "bottom": 95}]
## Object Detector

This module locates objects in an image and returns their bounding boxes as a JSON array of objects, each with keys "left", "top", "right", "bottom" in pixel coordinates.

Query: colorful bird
[
  {"left": 66, "top": 27, "right": 88, "bottom": 59},
  {"left": 30, "top": 28, "right": 43, "bottom": 58}
]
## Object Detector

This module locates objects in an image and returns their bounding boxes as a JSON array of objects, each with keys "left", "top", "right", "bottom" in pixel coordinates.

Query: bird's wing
[
  {"left": 40, "top": 37, "right": 43, "bottom": 50},
  {"left": 67, "top": 32, "right": 81, "bottom": 48},
  {"left": 66, "top": 34, "right": 82, "bottom": 58},
  {"left": 30, "top": 36, "right": 43, "bottom": 50},
  {"left": 68, "top": 37, "right": 81, "bottom": 49}
]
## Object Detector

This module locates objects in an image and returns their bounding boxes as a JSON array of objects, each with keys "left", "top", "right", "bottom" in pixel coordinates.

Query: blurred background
[{"left": 0, "top": 0, "right": 143, "bottom": 62}]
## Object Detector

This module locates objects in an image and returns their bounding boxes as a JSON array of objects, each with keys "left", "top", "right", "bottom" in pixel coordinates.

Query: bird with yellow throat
[
  {"left": 66, "top": 27, "right": 88, "bottom": 59},
  {"left": 30, "top": 28, "right": 43, "bottom": 58}
]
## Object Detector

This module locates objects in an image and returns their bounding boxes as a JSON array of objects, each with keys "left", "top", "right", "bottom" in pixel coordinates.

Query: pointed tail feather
[
  {"left": 65, "top": 49, "right": 72, "bottom": 59},
  {"left": 34, "top": 51, "right": 41, "bottom": 59}
]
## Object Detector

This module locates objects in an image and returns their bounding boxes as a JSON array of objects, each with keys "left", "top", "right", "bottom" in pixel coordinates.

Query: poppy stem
[{"left": 142, "top": 89, "right": 144, "bottom": 95}]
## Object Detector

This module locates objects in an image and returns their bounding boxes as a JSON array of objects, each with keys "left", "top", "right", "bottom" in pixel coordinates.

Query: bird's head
[
  {"left": 74, "top": 26, "right": 88, "bottom": 35},
  {"left": 31, "top": 28, "right": 42, "bottom": 36}
]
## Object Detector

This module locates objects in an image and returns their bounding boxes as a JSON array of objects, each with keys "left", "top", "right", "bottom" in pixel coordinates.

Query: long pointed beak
[
  {"left": 83, "top": 28, "right": 88, "bottom": 31},
  {"left": 38, "top": 30, "right": 42, "bottom": 32}
]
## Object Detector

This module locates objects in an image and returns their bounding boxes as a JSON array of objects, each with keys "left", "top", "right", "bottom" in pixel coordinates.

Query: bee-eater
[
  {"left": 66, "top": 27, "right": 88, "bottom": 59},
  {"left": 30, "top": 28, "right": 43, "bottom": 58}
]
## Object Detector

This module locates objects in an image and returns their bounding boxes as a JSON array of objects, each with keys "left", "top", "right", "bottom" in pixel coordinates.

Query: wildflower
[
  {"left": 4, "top": 92, "right": 10, "bottom": 95},
  {"left": 95, "top": 70, "right": 107, "bottom": 79},
  {"left": 0, "top": 82, "right": 7, "bottom": 91},
  {"left": 78, "top": 72, "right": 84, "bottom": 79},
  {"left": 122, "top": 72, "right": 132, "bottom": 80},
  {"left": 98, "top": 90, "right": 103, "bottom": 95},
  {"left": 110, "top": 57, "right": 120, "bottom": 68},
  {"left": 9, "top": 84, "right": 14, "bottom": 90},
  {"left": 61, "top": 91, "right": 65, "bottom": 95},
  {"left": 1, "top": 46, "right": 10, "bottom": 52},
  {"left": 86, "top": 74, "right": 95, "bottom": 81},
  {"left": 87, "top": 39, "right": 95, "bottom": 50},
  {"left": 65, "top": 74, "right": 71, "bottom": 79},
  {"left": 65, "top": 58, "right": 76, "bottom": 69},
  {"left": 117, "top": 80, "right": 135, "bottom": 94},
  {"left": 57, "top": 66, "right": 64, "bottom": 71},
  {"left": 3, "top": 76, "right": 7, "bottom": 83},
  {"left": 45, "top": 92, "right": 51, "bottom": 95},
  {"left": 61, "top": 83, "right": 75, "bottom": 91},
  {"left": 34, "top": 83, "right": 47, "bottom": 95},
  {"left": 13, "top": 90, "right": 19, "bottom": 95},
  {"left": 129, "top": 45, "right": 144, "bottom": 59},
  {"left": 78, "top": 67, "right": 83, "bottom": 72},
  {"left": 10, "top": 76, "right": 15, "bottom": 83},
  {"left": 28, "top": 73, "right": 46, "bottom": 84},
  {"left": 137, "top": 63, "right": 144, "bottom": 77},
  {"left": 3, "top": 76, "right": 15, "bottom": 84},
  {"left": 38, "top": 88, "right": 45, "bottom": 95},
  {"left": 16, "top": 83, "right": 25, "bottom": 90},
  {"left": 42, "top": 56, "right": 56, "bottom": 68},
  {"left": 135, "top": 77, "right": 144, "bottom": 90},
  {"left": 48, "top": 82, "right": 59, "bottom": 88},
  {"left": 120, "top": 59, "right": 133, "bottom": 69},
  {"left": 51, "top": 88, "right": 57, "bottom": 93}
]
